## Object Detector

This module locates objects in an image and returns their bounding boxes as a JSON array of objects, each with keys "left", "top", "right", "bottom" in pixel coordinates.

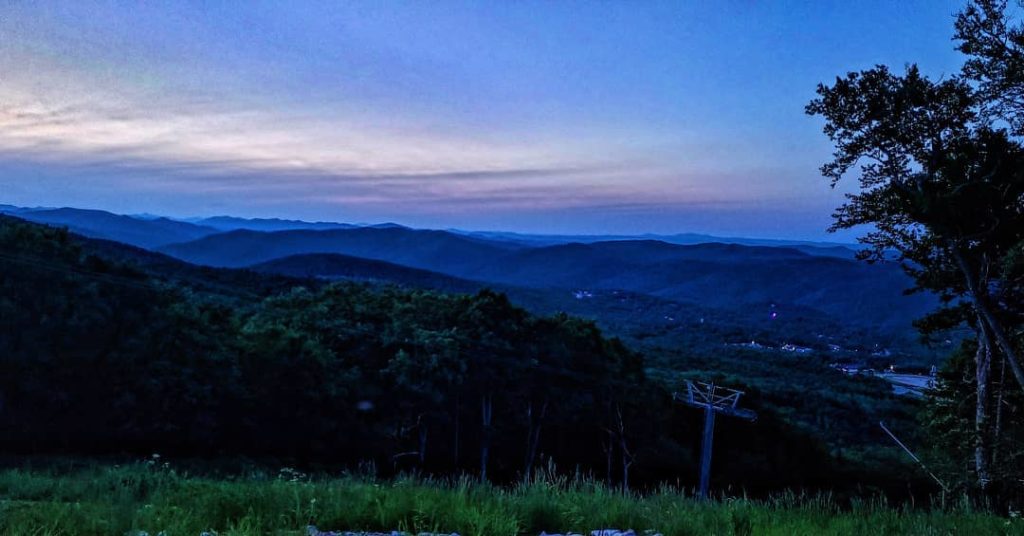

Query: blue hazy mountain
[
  {"left": 1, "top": 203, "right": 858, "bottom": 258},
  {"left": 452, "top": 229, "right": 861, "bottom": 258},
  {"left": 193, "top": 215, "right": 358, "bottom": 232},
  {"left": 0, "top": 205, "right": 410, "bottom": 247},
  {"left": 158, "top": 227, "right": 523, "bottom": 273},
  {"left": 0, "top": 206, "right": 218, "bottom": 249}
]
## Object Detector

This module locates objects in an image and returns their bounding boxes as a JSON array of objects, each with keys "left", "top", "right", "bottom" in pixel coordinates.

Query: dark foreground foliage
[{"left": 0, "top": 463, "right": 1018, "bottom": 536}]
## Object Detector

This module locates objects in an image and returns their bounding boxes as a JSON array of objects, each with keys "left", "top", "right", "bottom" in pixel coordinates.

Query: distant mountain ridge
[
  {"left": 0, "top": 203, "right": 861, "bottom": 254},
  {"left": 453, "top": 229, "right": 861, "bottom": 258},
  {"left": 158, "top": 226, "right": 524, "bottom": 272},
  {"left": 192, "top": 216, "right": 358, "bottom": 232},
  {"left": 0, "top": 205, "right": 426, "bottom": 249},
  {"left": 0, "top": 206, "right": 219, "bottom": 249}
]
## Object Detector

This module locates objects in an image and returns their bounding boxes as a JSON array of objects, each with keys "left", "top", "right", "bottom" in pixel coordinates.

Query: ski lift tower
[{"left": 674, "top": 380, "right": 757, "bottom": 499}]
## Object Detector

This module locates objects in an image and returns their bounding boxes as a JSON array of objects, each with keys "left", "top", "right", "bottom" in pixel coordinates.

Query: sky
[{"left": 0, "top": 1, "right": 968, "bottom": 240}]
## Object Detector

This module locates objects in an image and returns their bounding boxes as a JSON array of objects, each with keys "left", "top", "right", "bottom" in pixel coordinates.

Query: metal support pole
[
  {"left": 698, "top": 404, "right": 716, "bottom": 499},
  {"left": 673, "top": 380, "right": 755, "bottom": 502}
]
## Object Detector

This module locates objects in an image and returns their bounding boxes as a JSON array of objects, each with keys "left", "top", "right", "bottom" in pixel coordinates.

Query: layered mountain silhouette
[
  {"left": 158, "top": 227, "right": 522, "bottom": 272},
  {"left": 157, "top": 227, "right": 930, "bottom": 331},
  {"left": 192, "top": 216, "right": 357, "bottom": 232},
  {"left": 0, "top": 207, "right": 218, "bottom": 249},
  {"left": 1, "top": 204, "right": 933, "bottom": 336},
  {"left": 456, "top": 229, "right": 860, "bottom": 258}
]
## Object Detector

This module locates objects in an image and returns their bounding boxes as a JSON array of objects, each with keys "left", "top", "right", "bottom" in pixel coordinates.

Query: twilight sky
[{"left": 1, "top": 1, "right": 965, "bottom": 239}]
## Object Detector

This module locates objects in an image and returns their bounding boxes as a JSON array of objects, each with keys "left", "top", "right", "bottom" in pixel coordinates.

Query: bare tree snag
[
  {"left": 616, "top": 405, "right": 634, "bottom": 493},
  {"left": 994, "top": 352, "right": 1007, "bottom": 466},
  {"left": 417, "top": 414, "right": 427, "bottom": 465},
  {"left": 975, "top": 319, "right": 992, "bottom": 489},
  {"left": 523, "top": 398, "right": 548, "bottom": 481},
  {"left": 453, "top": 395, "right": 461, "bottom": 469}
]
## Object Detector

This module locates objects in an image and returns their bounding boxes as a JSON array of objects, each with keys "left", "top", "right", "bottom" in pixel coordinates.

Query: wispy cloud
[
  {"left": 0, "top": 87, "right": 752, "bottom": 220},
  {"left": 0, "top": 0, "right": 893, "bottom": 238}
]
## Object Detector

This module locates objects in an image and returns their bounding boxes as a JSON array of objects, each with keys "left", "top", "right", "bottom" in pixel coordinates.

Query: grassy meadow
[{"left": 0, "top": 462, "right": 1018, "bottom": 536}]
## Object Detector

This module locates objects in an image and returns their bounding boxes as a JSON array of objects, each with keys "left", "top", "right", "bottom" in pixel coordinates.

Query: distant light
[{"left": 356, "top": 400, "right": 374, "bottom": 411}]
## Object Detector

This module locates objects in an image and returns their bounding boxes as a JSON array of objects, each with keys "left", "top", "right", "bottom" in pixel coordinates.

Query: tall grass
[{"left": 0, "top": 463, "right": 1017, "bottom": 535}]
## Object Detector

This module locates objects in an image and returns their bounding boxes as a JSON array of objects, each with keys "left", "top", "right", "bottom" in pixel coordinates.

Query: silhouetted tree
[{"left": 807, "top": 0, "right": 1024, "bottom": 494}]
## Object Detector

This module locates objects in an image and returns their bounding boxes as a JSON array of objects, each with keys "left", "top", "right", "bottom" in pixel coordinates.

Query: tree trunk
[
  {"left": 603, "top": 436, "right": 614, "bottom": 488},
  {"left": 417, "top": 416, "right": 428, "bottom": 465},
  {"left": 616, "top": 405, "right": 633, "bottom": 493},
  {"left": 603, "top": 397, "right": 614, "bottom": 488},
  {"left": 975, "top": 320, "right": 992, "bottom": 490},
  {"left": 453, "top": 395, "right": 461, "bottom": 469},
  {"left": 620, "top": 440, "right": 631, "bottom": 493},
  {"left": 953, "top": 248, "right": 1024, "bottom": 394},
  {"left": 480, "top": 394, "right": 493, "bottom": 482},
  {"left": 993, "top": 352, "right": 1007, "bottom": 466},
  {"left": 524, "top": 399, "right": 548, "bottom": 481},
  {"left": 974, "top": 294, "right": 1024, "bottom": 393}
]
